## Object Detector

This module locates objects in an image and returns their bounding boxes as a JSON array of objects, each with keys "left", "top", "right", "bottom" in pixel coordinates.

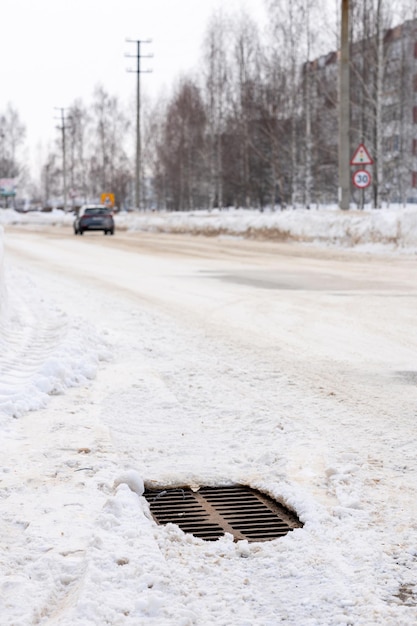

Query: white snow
[
  {"left": 1, "top": 206, "right": 417, "bottom": 625},
  {"left": 4, "top": 203, "right": 417, "bottom": 251}
]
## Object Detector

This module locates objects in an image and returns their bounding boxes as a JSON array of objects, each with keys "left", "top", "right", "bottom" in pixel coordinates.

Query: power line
[{"left": 126, "top": 39, "right": 152, "bottom": 210}]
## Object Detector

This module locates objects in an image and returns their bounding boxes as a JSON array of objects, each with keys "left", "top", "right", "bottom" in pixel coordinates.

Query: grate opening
[{"left": 143, "top": 484, "right": 302, "bottom": 542}]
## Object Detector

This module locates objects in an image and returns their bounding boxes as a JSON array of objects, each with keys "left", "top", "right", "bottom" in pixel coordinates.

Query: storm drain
[{"left": 143, "top": 485, "right": 302, "bottom": 542}]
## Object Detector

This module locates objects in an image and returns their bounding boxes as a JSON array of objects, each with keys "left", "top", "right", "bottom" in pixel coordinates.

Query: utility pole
[
  {"left": 126, "top": 39, "right": 152, "bottom": 210},
  {"left": 55, "top": 107, "right": 70, "bottom": 211},
  {"left": 339, "top": 0, "right": 350, "bottom": 210}
]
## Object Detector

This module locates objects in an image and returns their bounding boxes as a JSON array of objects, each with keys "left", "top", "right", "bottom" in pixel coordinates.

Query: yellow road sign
[{"left": 101, "top": 193, "right": 115, "bottom": 208}]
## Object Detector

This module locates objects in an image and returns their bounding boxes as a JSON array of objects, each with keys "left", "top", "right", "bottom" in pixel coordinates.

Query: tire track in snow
[
  {"left": 0, "top": 273, "right": 67, "bottom": 416},
  {"left": 0, "top": 265, "right": 110, "bottom": 419}
]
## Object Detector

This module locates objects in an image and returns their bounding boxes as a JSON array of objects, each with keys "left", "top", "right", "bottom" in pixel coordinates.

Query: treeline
[
  {"left": 0, "top": 104, "right": 26, "bottom": 180},
  {"left": 3, "top": 0, "right": 417, "bottom": 210},
  {"left": 147, "top": 0, "right": 417, "bottom": 210},
  {"left": 52, "top": 0, "right": 338, "bottom": 210},
  {"left": 144, "top": 0, "right": 339, "bottom": 210},
  {"left": 42, "top": 85, "right": 132, "bottom": 209}
]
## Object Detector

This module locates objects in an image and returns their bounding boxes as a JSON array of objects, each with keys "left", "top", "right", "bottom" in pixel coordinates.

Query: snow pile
[
  {"left": 2, "top": 204, "right": 417, "bottom": 250},
  {"left": 115, "top": 205, "right": 417, "bottom": 250},
  {"left": 0, "top": 208, "right": 75, "bottom": 228},
  {"left": 0, "top": 225, "right": 6, "bottom": 317}
]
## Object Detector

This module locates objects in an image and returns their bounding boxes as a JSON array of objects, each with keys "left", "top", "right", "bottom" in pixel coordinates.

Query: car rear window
[{"left": 84, "top": 208, "right": 110, "bottom": 215}]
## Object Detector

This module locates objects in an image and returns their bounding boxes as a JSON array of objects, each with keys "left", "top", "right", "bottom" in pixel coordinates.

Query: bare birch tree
[
  {"left": 155, "top": 78, "right": 206, "bottom": 211},
  {"left": 90, "top": 85, "right": 131, "bottom": 207},
  {"left": 202, "top": 11, "right": 231, "bottom": 209},
  {"left": 0, "top": 104, "right": 26, "bottom": 178},
  {"left": 228, "top": 11, "right": 261, "bottom": 208},
  {"left": 267, "top": 0, "right": 331, "bottom": 208},
  {"left": 67, "top": 99, "right": 90, "bottom": 204}
]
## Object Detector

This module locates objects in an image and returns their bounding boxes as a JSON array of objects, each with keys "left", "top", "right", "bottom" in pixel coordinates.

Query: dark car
[{"left": 74, "top": 204, "right": 115, "bottom": 235}]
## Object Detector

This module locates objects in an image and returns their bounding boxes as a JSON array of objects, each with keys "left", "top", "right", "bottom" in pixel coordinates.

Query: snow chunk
[{"left": 114, "top": 470, "right": 144, "bottom": 496}]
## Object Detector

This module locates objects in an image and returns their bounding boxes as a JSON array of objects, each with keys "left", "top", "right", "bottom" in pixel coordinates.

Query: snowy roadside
[
  {"left": 0, "top": 258, "right": 111, "bottom": 421},
  {"left": 1, "top": 204, "right": 417, "bottom": 252},
  {"left": 119, "top": 205, "right": 417, "bottom": 252},
  {"left": 1, "top": 211, "right": 417, "bottom": 624}
]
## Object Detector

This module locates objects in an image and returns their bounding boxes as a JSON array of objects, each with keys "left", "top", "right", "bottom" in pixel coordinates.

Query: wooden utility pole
[
  {"left": 339, "top": 0, "right": 350, "bottom": 210},
  {"left": 126, "top": 39, "right": 152, "bottom": 210}
]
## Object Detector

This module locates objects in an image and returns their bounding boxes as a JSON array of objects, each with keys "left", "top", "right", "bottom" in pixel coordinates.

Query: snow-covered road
[{"left": 2, "top": 225, "right": 417, "bottom": 625}]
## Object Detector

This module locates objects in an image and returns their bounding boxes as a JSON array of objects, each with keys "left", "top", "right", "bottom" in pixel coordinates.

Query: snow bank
[
  {"left": 0, "top": 225, "right": 6, "bottom": 318},
  {"left": 0, "top": 207, "right": 74, "bottom": 228},
  {"left": 117, "top": 205, "right": 417, "bottom": 250},
  {"left": 3, "top": 205, "right": 416, "bottom": 251}
]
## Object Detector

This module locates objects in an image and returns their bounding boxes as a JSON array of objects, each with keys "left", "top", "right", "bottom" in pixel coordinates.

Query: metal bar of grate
[{"left": 143, "top": 485, "right": 302, "bottom": 542}]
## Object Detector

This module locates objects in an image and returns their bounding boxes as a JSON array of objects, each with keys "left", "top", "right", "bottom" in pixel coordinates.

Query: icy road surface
[{"left": 2, "top": 225, "right": 417, "bottom": 625}]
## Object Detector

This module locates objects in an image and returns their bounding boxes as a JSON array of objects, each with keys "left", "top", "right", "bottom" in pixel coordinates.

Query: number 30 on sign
[{"left": 352, "top": 169, "right": 371, "bottom": 189}]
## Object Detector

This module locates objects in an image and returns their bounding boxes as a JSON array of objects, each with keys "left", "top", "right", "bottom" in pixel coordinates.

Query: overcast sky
[{"left": 0, "top": 0, "right": 268, "bottom": 174}]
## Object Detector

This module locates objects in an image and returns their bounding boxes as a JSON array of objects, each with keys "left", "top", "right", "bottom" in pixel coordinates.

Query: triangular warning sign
[{"left": 350, "top": 143, "right": 373, "bottom": 165}]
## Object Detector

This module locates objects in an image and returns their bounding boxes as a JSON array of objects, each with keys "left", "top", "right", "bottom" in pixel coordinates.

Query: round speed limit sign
[{"left": 352, "top": 169, "right": 371, "bottom": 189}]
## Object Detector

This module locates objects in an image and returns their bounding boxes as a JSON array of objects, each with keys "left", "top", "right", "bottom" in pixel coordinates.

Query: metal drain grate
[{"left": 143, "top": 485, "right": 302, "bottom": 542}]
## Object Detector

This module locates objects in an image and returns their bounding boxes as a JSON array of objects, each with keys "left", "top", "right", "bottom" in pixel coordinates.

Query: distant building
[
  {"left": 0, "top": 178, "right": 17, "bottom": 208},
  {"left": 304, "top": 17, "right": 417, "bottom": 205}
]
